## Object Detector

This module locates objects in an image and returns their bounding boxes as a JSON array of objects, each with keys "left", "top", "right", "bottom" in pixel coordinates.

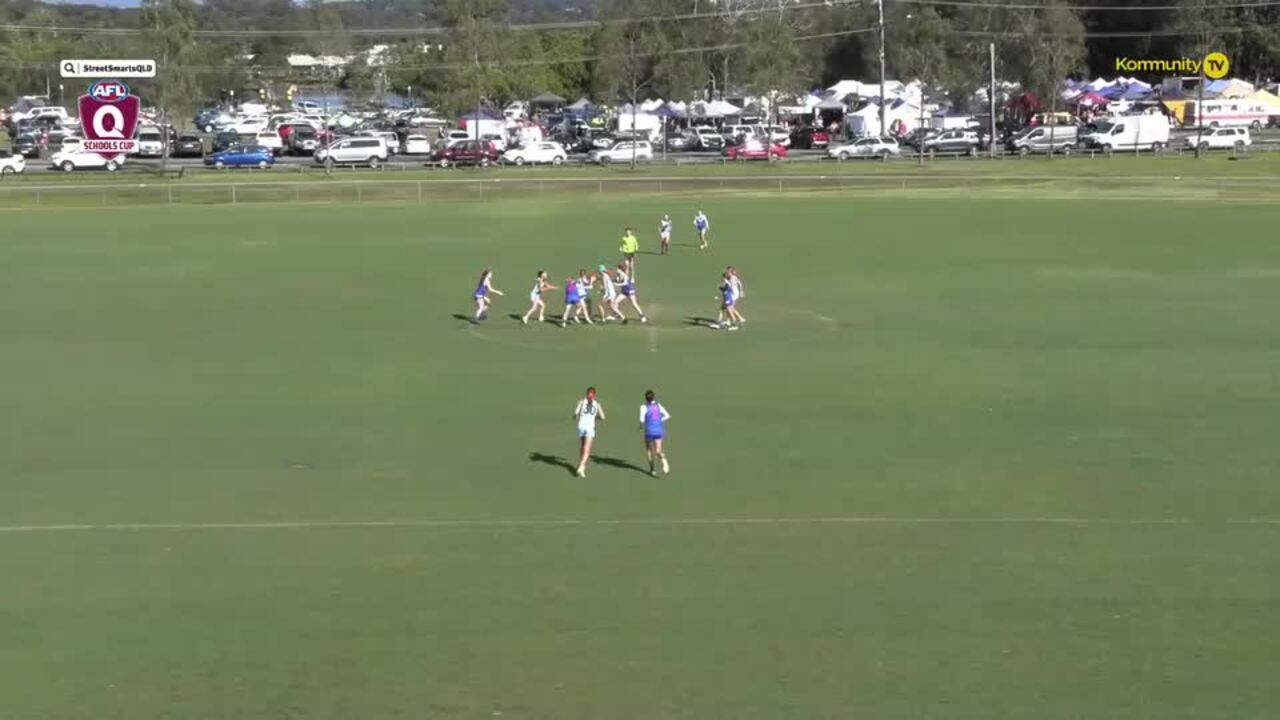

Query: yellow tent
[
  {"left": 1162, "top": 99, "right": 1187, "bottom": 125},
  {"left": 1246, "top": 89, "right": 1280, "bottom": 111}
]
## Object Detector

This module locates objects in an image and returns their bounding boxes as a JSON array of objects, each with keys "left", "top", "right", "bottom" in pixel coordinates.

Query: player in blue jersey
[
  {"left": 521, "top": 270, "right": 557, "bottom": 325},
  {"left": 471, "top": 269, "right": 504, "bottom": 322},
  {"left": 713, "top": 270, "right": 742, "bottom": 330},
  {"left": 560, "top": 273, "right": 593, "bottom": 327},
  {"left": 659, "top": 213, "right": 673, "bottom": 255},
  {"left": 693, "top": 210, "right": 709, "bottom": 250},
  {"left": 639, "top": 389, "right": 671, "bottom": 475}
]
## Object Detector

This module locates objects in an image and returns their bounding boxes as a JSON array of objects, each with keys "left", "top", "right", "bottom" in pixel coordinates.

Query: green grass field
[{"left": 3, "top": 189, "right": 1280, "bottom": 718}]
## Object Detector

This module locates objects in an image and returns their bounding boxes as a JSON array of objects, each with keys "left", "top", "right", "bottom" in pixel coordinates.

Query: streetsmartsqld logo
[
  {"left": 1115, "top": 52, "right": 1230, "bottom": 79},
  {"left": 78, "top": 79, "right": 141, "bottom": 158}
]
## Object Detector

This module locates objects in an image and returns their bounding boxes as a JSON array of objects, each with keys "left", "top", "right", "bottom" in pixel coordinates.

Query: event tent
[{"left": 530, "top": 91, "right": 567, "bottom": 107}]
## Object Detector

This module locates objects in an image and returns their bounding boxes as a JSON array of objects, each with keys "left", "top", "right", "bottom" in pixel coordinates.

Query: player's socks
[{"left": 661, "top": 457, "right": 669, "bottom": 474}]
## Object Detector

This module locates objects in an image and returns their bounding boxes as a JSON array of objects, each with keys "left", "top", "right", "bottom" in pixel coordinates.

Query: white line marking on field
[
  {"left": 647, "top": 326, "right": 658, "bottom": 352},
  {"left": 1, "top": 516, "right": 1264, "bottom": 534}
]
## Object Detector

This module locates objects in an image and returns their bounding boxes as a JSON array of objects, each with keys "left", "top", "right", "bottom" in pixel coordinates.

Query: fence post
[
  {"left": 417, "top": 181, "right": 423, "bottom": 203},
  {"left": 598, "top": 180, "right": 603, "bottom": 193},
  {"left": 294, "top": 185, "right": 301, "bottom": 203},
  {"left": 777, "top": 179, "right": 783, "bottom": 194},
  {"left": 356, "top": 184, "right": 362, "bottom": 202},
  {"left": 168, "top": 187, "right": 173, "bottom": 205},
  {"left": 35, "top": 190, "right": 41, "bottom": 206},
  {"left": 231, "top": 184, "right": 237, "bottom": 205}
]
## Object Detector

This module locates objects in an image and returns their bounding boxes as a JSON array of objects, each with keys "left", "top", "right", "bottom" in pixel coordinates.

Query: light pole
[
  {"left": 877, "top": 0, "right": 886, "bottom": 138},
  {"left": 59, "top": 84, "right": 64, "bottom": 108}
]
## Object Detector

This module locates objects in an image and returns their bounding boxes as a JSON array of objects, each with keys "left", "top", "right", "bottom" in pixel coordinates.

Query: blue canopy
[
  {"left": 1098, "top": 84, "right": 1127, "bottom": 99},
  {"left": 657, "top": 103, "right": 686, "bottom": 119}
]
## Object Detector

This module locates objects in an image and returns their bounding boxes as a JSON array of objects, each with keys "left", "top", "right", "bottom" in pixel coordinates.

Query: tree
[
  {"left": 141, "top": 0, "right": 199, "bottom": 129},
  {"left": 891, "top": 5, "right": 951, "bottom": 163}
]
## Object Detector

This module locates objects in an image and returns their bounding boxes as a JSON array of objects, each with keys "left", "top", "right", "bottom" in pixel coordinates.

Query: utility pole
[
  {"left": 877, "top": 0, "right": 886, "bottom": 138},
  {"left": 1194, "top": 70, "right": 1205, "bottom": 158},
  {"left": 988, "top": 42, "right": 996, "bottom": 159},
  {"left": 630, "top": 36, "right": 638, "bottom": 169}
]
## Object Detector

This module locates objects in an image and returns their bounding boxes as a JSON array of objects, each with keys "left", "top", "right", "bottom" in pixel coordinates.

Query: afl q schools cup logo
[{"left": 78, "top": 79, "right": 141, "bottom": 159}]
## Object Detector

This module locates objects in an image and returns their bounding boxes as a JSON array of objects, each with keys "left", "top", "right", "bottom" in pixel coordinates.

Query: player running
[
  {"left": 472, "top": 269, "right": 504, "bottom": 322},
  {"left": 573, "top": 386, "right": 606, "bottom": 477},
  {"left": 693, "top": 210, "right": 709, "bottom": 250},
  {"left": 615, "top": 263, "right": 647, "bottom": 324},
  {"left": 659, "top": 214, "right": 672, "bottom": 255},
  {"left": 619, "top": 226, "right": 640, "bottom": 278},
  {"left": 596, "top": 264, "right": 625, "bottom": 322},
  {"left": 639, "top": 389, "right": 671, "bottom": 476},
  {"left": 521, "top": 270, "right": 557, "bottom": 325}
]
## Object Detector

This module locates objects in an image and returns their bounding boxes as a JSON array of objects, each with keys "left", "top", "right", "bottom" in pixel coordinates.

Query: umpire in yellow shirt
[{"left": 619, "top": 226, "right": 639, "bottom": 277}]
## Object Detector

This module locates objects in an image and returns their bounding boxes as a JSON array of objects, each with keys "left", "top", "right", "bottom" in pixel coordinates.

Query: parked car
[
  {"left": 589, "top": 140, "right": 654, "bottom": 164},
  {"left": 502, "top": 141, "right": 567, "bottom": 166},
  {"left": 213, "top": 131, "right": 240, "bottom": 153},
  {"left": 286, "top": 125, "right": 319, "bottom": 155},
  {"left": 134, "top": 128, "right": 165, "bottom": 158},
  {"left": 1007, "top": 125, "right": 1078, "bottom": 155},
  {"left": 437, "top": 130, "right": 472, "bottom": 150},
  {"left": 230, "top": 117, "right": 269, "bottom": 135},
  {"left": 481, "top": 133, "right": 508, "bottom": 152},
  {"left": 789, "top": 126, "right": 831, "bottom": 150},
  {"left": 12, "top": 133, "right": 40, "bottom": 159},
  {"left": 764, "top": 126, "right": 791, "bottom": 147},
  {"left": 171, "top": 134, "right": 204, "bottom": 158},
  {"left": 1083, "top": 115, "right": 1170, "bottom": 152},
  {"left": 403, "top": 134, "right": 433, "bottom": 155},
  {"left": 49, "top": 149, "right": 124, "bottom": 172},
  {"left": 435, "top": 139, "right": 500, "bottom": 167},
  {"left": 1186, "top": 126, "right": 1251, "bottom": 151},
  {"left": 314, "top": 136, "right": 390, "bottom": 168},
  {"left": 0, "top": 149, "right": 26, "bottom": 177},
  {"left": 204, "top": 145, "right": 275, "bottom": 169},
  {"left": 664, "top": 131, "right": 698, "bottom": 152},
  {"left": 195, "top": 109, "right": 233, "bottom": 133},
  {"left": 254, "top": 130, "right": 285, "bottom": 155},
  {"left": 827, "top": 137, "right": 901, "bottom": 160},
  {"left": 922, "top": 129, "right": 981, "bottom": 155},
  {"left": 724, "top": 138, "right": 788, "bottom": 161},
  {"left": 360, "top": 130, "right": 401, "bottom": 155},
  {"left": 405, "top": 113, "right": 448, "bottom": 128}
]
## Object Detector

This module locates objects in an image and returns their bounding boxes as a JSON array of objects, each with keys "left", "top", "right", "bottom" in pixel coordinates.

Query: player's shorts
[
  {"left": 622, "top": 284, "right": 636, "bottom": 296},
  {"left": 660, "top": 232, "right": 671, "bottom": 241},
  {"left": 723, "top": 296, "right": 735, "bottom": 307},
  {"left": 623, "top": 252, "right": 636, "bottom": 261},
  {"left": 566, "top": 292, "right": 579, "bottom": 304},
  {"left": 530, "top": 291, "right": 541, "bottom": 302},
  {"left": 473, "top": 289, "right": 487, "bottom": 300},
  {"left": 578, "top": 427, "right": 595, "bottom": 438},
  {"left": 645, "top": 432, "right": 663, "bottom": 442}
]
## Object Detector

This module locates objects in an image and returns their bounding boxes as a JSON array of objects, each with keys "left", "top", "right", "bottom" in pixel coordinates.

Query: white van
[
  {"left": 313, "top": 136, "right": 389, "bottom": 168},
  {"left": 1008, "top": 125, "right": 1079, "bottom": 155},
  {"left": 1082, "top": 115, "right": 1171, "bottom": 152}
]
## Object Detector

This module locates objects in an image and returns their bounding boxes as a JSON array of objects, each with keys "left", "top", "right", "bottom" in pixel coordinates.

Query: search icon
[{"left": 61, "top": 61, "right": 77, "bottom": 76}]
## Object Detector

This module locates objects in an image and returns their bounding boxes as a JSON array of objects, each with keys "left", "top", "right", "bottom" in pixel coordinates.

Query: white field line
[{"left": 3, "top": 515, "right": 1272, "bottom": 534}]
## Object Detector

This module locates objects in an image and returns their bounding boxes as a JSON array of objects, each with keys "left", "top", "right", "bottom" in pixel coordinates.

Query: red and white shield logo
[{"left": 79, "top": 79, "right": 140, "bottom": 159}]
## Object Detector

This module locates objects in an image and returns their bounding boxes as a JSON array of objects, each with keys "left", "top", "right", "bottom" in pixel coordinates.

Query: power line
[{"left": 896, "top": 0, "right": 1280, "bottom": 10}]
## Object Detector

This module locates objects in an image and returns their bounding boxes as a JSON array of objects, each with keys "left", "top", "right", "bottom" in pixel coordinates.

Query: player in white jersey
[
  {"left": 659, "top": 214, "right": 672, "bottom": 255},
  {"left": 727, "top": 266, "right": 746, "bottom": 323},
  {"left": 572, "top": 386, "right": 606, "bottom": 477},
  {"left": 521, "top": 270, "right": 557, "bottom": 325},
  {"left": 595, "top": 264, "right": 625, "bottom": 322},
  {"left": 693, "top": 210, "right": 709, "bottom": 250},
  {"left": 614, "top": 263, "right": 647, "bottom": 323},
  {"left": 714, "top": 270, "right": 743, "bottom": 330}
]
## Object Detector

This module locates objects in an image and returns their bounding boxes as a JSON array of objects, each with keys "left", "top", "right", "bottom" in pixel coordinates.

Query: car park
[
  {"left": 435, "top": 140, "right": 500, "bottom": 168},
  {"left": 0, "top": 149, "right": 25, "bottom": 177},
  {"left": 502, "top": 141, "right": 567, "bottom": 166},
  {"left": 314, "top": 136, "right": 389, "bottom": 168},
  {"left": 171, "top": 134, "right": 205, "bottom": 158},
  {"left": 589, "top": 140, "right": 654, "bottom": 164},
  {"left": 283, "top": 124, "right": 319, "bottom": 155},
  {"left": 1186, "top": 126, "right": 1251, "bottom": 151},
  {"left": 724, "top": 138, "right": 787, "bottom": 161},
  {"left": 827, "top": 137, "right": 901, "bottom": 160},
  {"left": 231, "top": 117, "right": 269, "bottom": 135},
  {"left": 49, "top": 149, "right": 124, "bottom": 172},
  {"left": 690, "top": 127, "right": 725, "bottom": 151},
  {"left": 664, "top": 131, "right": 698, "bottom": 152},
  {"left": 213, "top": 131, "right": 240, "bottom": 153},
  {"left": 204, "top": 145, "right": 275, "bottom": 169},
  {"left": 1008, "top": 125, "right": 1078, "bottom": 155}
]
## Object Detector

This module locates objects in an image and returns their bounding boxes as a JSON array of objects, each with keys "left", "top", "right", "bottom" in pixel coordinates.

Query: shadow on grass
[
  {"left": 684, "top": 316, "right": 717, "bottom": 327},
  {"left": 529, "top": 452, "right": 576, "bottom": 476},
  {"left": 592, "top": 455, "right": 652, "bottom": 475}
]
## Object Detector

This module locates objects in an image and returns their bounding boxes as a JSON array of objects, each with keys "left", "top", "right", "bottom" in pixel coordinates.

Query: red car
[
  {"left": 434, "top": 139, "right": 500, "bottom": 167},
  {"left": 790, "top": 126, "right": 831, "bottom": 149},
  {"left": 724, "top": 139, "right": 788, "bottom": 161}
]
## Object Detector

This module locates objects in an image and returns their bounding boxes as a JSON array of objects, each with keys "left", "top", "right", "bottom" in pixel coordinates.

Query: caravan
[
  {"left": 1082, "top": 114, "right": 1171, "bottom": 152},
  {"left": 1184, "top": 99, "right": 1269, "bottom": 129}
]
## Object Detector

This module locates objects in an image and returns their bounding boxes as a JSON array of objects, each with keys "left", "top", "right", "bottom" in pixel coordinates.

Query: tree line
[{"left": 1, "top": 0, "right": 1276, "bottom": 119}]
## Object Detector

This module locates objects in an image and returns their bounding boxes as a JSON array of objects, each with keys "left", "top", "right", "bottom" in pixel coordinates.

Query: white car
[
  {"left": 313, "top": 136, "right": 389, "bottom": 168},
  {"left": 0, "top": 149, "right": 26, "bottom": 177},
  {"left": 828, "top": 137, "right": 901, "bottom": 160},
  {"left": 406, "top": 113, "right": 448, "bottom": 128},
  {"left": 255, "top": 130, "right": 285, "bottom": 155},
  {"left": 50, "top": 149, "right": 124, "bottom": 172},
  {"left": 502, "top": 141, "right": 567, "bottom": 166},
  {"left": 201, "top": 111, "right": 234, "bottom": 133},
  {"left": 481, "top": 133, "right": 508, "bottom": 152},
  {"left": 764, "top": 125, "right": 791, "bottom": 147},
  {"left": 231, "top": 117, "right": 269, "bottom": 135},
  {"left": 403, "top": 134, "right": 433, "bottom": 155},
  {"left": 1187, "top": 126, "right": 1252, "bottom": 151},
  {"left": 590, "top": 141, "right": 654, "bottom": 164},
  {"left": 438, "top": 130, "right": 473, "bottom": 150},
  {"left": 134, "top": 129, "right": 164, "bottom": 158},
  {"left": 359, "top": 131, "right": 401, "bottom": 155}
]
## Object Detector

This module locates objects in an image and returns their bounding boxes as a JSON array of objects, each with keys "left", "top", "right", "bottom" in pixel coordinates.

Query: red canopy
[{"left": 1073, "top": 91, "right": 1109, "bottom": 107}]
